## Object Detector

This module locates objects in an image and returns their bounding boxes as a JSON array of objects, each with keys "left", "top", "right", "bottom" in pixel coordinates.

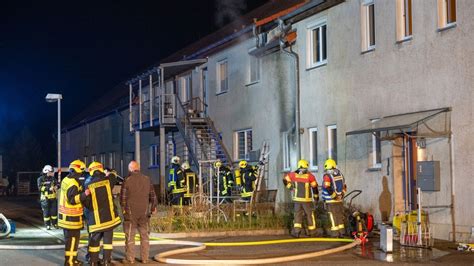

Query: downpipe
[{"left": 278, "top": 19, "right": 301, "bottom": 161}]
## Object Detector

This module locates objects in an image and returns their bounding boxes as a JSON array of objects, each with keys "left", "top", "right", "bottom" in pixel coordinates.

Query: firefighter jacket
[
  {"left": 58, "top": 173, "right": 85, "bottom": 230},
  {"left": 283, "top": 170, "right": 319, "bottom": 202},
  {"left": 183, "top": 169, "right": 197, "bottom": 198},
  {"left": 83, "top": 172, "right": 121, "bottom": 233},
  {"left": 240, "top": 166, "right": 257, "bottom": 198},
  {"left": 321, "top": 168, "right": 346, "bottom": 203},
  {"left": 168, "top": 163, "right": 185, "bottom": 194},
  {"left": 216, "top": 166, "right": 233, "bottom": 196},
  {"left": 37, "top": 174, "right": 58, "bottom": 201}
]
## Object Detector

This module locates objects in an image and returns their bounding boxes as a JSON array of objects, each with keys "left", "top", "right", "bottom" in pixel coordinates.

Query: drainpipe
[
  {"left": 449, "top": 131, "right": 456, "bottom": 242},
  {"left": 279, "top": 19, "right": 301, "bottom": 161}
]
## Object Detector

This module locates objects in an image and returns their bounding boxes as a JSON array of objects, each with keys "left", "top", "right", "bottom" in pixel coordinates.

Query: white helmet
[
  {"left": 42, "top": 165, "right": 54, "bottom": 174},
  {"left": 171, "top": 156, "right": 180, "bottom": 164}
]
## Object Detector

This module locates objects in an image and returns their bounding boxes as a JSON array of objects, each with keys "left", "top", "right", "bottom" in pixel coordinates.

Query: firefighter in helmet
[
  {"left": 283, "top": 159, "right": 319, "bottom": 237},
  {"left": 59, "top": 159, "right": 88, "bottom": 266},
  {"left": 237, "top": 160, "right": 257, "bottom": 202},
  {"left": 83, "top": 162, "right": 121, "bottom": 266},
  {"left": 214, "top": 160, "right": 234, "bottom": 203},
  {"left": 168, "top": 156, "right": 185, "bottom": 207},
  {"left": 37, "top": 165, "right": 58, "bottom": 229},
  {"left": 181, "top": 161, "right": 197, "bottom": 205},
  {"left": 322, "top": 158, "right": 347, "bottom": 237}
]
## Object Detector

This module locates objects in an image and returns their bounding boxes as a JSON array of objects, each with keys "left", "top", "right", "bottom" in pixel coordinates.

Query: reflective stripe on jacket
[{"left": 58, "top": 176, "right": 84, "bottom": 230}]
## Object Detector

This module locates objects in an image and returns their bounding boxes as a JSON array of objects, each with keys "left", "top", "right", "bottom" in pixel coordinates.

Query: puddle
[{"left": 354, "top": 240, "right": 450, "bottom": 263}]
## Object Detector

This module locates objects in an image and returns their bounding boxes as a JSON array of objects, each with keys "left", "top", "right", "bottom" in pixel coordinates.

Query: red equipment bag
[{"left": 366, "top": 213, "right": 374, "bottom": 232}]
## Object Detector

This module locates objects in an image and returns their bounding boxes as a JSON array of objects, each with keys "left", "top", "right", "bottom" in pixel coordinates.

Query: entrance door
[{"left": 392, "top": 134, "right": 418, "bottom": 214}]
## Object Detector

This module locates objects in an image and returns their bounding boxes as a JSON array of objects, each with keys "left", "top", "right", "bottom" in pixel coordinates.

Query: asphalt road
[{"left": 1, "top": 196, "right": 473, "bottom": 265}]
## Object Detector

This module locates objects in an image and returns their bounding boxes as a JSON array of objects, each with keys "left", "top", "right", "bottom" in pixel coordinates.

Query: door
[{"left": 201, "top": 68, "right": 208, "bottom": 115}]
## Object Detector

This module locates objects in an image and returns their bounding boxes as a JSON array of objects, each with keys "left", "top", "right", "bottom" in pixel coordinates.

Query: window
[
  {"left": 91, "top": 154, "right": 97, "bottom": 162},
  {"left": 108, "top": 152, "right": 116, "bottom": 169},
  {"left": 216, "top": 59, "right": 228, "bottom": 94},
  {"left": 437, "top": 0, "right": 456, "bottom": 29},
  {"left": 83, "top": 156, "right": 88, "bottom": 166},
  {"left": 248, "top": 52, "right": 260, "bottom": 84},
  {"left": 396, "top": 0, "right": 412, "bottom": 41},
  {"left": 234, "top": 129, "right": 252, "bottom": 160},
  {"left": 309, "top": 128, "right": 318, "bottom": 170},
  {"left": 361, "top": 0, "right": 375, "bottom": 51},
  {"left": 149, "top": 144, "right": 159, "bottom": 167},
  {"left": 327, "top": 125, "right": 337, "bottom": 163},
  {"left": 282, "top": 132, "right": 291, "bottom": 171},
  {"left": 307, "top": 19, "right": 327, "bottom": 68},
  {"left": 99, "top": 153, "right": 106, "bottom": 165}
]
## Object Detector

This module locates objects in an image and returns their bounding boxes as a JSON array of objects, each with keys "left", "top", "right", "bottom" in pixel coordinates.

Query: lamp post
[{"left": 45, "top": 93, "right": 63, "bottom": 182}]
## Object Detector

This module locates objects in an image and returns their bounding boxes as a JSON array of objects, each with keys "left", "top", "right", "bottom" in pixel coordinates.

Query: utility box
[
  {"left": 380, "top": 224, "right": 393, "bottom": 252},
  {"left": 417, "top": 161, "right": 440, "bottom": 191}
]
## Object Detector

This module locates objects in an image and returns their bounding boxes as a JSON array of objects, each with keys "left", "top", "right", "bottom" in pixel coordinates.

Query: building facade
[{"left": 63, "top": 0, "right": 473, "bottom": 240}]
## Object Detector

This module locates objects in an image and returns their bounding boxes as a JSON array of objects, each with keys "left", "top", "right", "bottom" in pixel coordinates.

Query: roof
[{"left": 346, "top": 107, "right": 452, "bottom": 137}]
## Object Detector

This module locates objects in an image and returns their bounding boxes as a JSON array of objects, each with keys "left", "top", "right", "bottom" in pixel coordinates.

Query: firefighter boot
[{"left": 290, "top": 228, "right": 301, "bottom": 238}]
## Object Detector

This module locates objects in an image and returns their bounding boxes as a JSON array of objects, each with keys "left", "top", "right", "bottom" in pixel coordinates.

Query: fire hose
[
  {"left": 0, "top": 213, "right": 11, "bottom": 239},
  {"left": 0, "top": 230, "right": 360, "bottom": 264}
]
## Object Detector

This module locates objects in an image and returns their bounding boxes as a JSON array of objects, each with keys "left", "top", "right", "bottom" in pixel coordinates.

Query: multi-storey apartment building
[{"left": 63, "top": 0, "right": 472, "bottom": 240}]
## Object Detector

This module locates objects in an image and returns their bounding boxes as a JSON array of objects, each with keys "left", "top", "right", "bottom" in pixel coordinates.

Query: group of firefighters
[
  {"left": 38, "top": 161, "right": 122, "bottom": 265},
  {"left": 36, "top": 155, "right": 346, "bottom": 265},
  {"left": 166, "top": 156, "right": 259, "bottom": 207},
  {"left": 284, "top": 158, "right": 347, "bottom": 238}
]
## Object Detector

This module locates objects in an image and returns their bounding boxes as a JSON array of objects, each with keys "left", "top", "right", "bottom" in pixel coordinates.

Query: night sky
[{"left": 0, "top": 0, "right": 266, "bottom": 171}]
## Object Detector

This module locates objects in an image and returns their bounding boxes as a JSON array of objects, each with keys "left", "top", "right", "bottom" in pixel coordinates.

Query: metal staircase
[{"left": 173, "top": 95, "right": 232, "bottom": 171}]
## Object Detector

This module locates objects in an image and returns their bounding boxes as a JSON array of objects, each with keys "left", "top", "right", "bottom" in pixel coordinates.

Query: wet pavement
[{"left": 1, "top": 196, "right": 473, "bottom": 265}]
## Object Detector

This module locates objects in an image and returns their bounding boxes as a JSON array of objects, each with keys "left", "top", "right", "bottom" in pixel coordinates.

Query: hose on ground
[{"left": 155, "top": 238, "right": 361, "bottom": 264}]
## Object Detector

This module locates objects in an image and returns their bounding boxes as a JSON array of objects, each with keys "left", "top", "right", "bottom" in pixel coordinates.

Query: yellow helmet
[
  {"left": 297, "top": 159, "right": 309, "bottom": 169},
  {"left": 88, "top": 161, "right": 104, "bottom": 176},
  {"left": 239, "top": 160, "right": 248, "bottom": 168},
  {"left": 181, "top": 161, "right": 190, "bottom": 170},
  {"left": 69, "top": 160, "right": 86, "bottom": 173},
  {"left": 324, "top": 159, "right": 337, "bottom": 170},
  {"left": 214, "top": 161, "right": 222, "bottom": 169}
]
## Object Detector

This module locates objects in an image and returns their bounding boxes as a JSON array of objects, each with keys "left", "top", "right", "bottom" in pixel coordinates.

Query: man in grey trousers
[{"left": 120, "top": 161, "right": 157, "bottom": 264}]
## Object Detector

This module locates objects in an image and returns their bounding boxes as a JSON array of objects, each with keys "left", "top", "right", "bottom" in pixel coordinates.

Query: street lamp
[{"left": 45, "top": 93, "right": 63, "bottom": 182}]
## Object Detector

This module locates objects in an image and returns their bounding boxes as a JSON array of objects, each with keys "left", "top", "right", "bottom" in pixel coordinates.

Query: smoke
[{"left": 215, "top": 0, "right": 246, "bottom": 27}]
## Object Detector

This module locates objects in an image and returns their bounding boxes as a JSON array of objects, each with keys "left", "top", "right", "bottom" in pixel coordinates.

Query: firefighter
[
  {"left": 82, "top": 162, "right": 121, "bottom": 266},
  {"left": 168, "top": 156, "right": 185, "bottom": 207},
  {"left": 37, "top": 165, "right": 58, "bottom": 230},
  {"left": 214, "top": 160, "right": 234, "bottom": 203},
  {"left": 58, "top": 160, "right": 88, "bottom": 266},
  {"left": 181, "top": 161, "right": 197, "bottom": 206},
  {"left": 238, "top": 160, "right": 257, "bottom": 202},
  {"left": 322, "top": 158, "right": 347, "bottom": 237},
  {"left": 283, "top": 159, "right": 319, "bottom": 237}
]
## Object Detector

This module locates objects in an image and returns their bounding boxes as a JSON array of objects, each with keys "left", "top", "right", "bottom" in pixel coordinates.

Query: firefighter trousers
[
  {"left": 293, "top": 202, "right": 316, "bottom": 235},
  {"left": 63, "top": 229, "right": 80, "bottom": 266},
  {"left": 88, "top": 230, "right": 113, "bottom": 263},
  {"left": 124, "top": 215, "right": 150, "bottom": 262},
  {"left": 41, "top": 199, "right": 57, "bottom": 226},
  {"left": 327, "top": 201, "right": 346, "bottom": 235},
  {"left": 170, "top": 192, "right": 184, "bottom": 207}
]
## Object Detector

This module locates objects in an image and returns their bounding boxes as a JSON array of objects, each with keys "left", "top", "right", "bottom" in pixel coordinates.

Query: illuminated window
[
  {"left": 108, "top": 152, "right": 116, "bottom": 169},
  {"left": 180, "top": 74, "right": 192, "bottom": 103},
  {"left": 234, "top": 129, "right": 252, "bottom": 160},
  {"left": 369, "top": 120, "right": 382, "bottom": 169},
  {"left": 307, "top": 18, "right": 327, "bottom": 68},
  {"left": 282, "top": 132, "right": 291, "bottom": 171},
  {"left": 327, "top": 125, "right": 337, "bottom": 163},
  {"left": 361, "top": 0, "right": 376, "bottom": 52},
  {"left": 437, "top": 0, "right": 456, "bottom": 29},
  {"left": 248, "top": 52, "right": 261, "bottom": 84},
  {"left": 396, "top": 0, "right": 412, "bottom": 41},
  {"left": 99, "top": 153, "right": 106, "bottom": 165},
  {"left": 309, "top": 128, "right": 318, "bottom": 170},
  {"left": 217, "top": 59, "right": 228, "bottom": 94}
]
